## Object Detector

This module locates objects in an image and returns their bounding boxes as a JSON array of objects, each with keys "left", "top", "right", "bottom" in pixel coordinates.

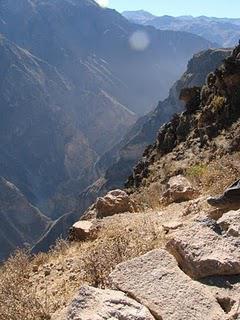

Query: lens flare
[
  {"left": 96, "top": 0, "right": 109, "bottom": 8},
  {"left": 129, "top": 30, "right": 150, "bottom": 51}
]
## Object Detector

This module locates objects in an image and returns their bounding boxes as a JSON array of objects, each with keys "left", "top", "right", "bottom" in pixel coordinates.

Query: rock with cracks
[
  {"left": 110, "top": 249, "right": 225, "bottom": 320},
  {"left": 166, "top": 219, "right": 240, "bottom": 279},
  {"left": 218, "top": 209, "right": 240, "bottom": 237},
  {"left": 162, "top": 175, "right": 199, "bottom": 204},
  {"left": 82, "top": 189, "right": 136, "bottom": 220},
  {"left": 62, "top": 285, "right": 155, "bottom": 320}
]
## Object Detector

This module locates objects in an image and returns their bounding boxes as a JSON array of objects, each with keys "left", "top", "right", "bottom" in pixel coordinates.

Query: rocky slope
[
  {"left": 123, "top": 11, "right": 240, "bottom": 47},
  {"left": 0, "top": 177, "right": 50, "bottom": 261},
  {"left": 0, "top": 0, "right": 215, "bottom": 220},
  {"left": 126, "top": 44, "right": 240, "bottom": 191}
]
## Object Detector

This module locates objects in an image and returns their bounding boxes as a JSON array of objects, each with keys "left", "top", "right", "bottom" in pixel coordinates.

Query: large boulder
[
  {"left": 110, "top": 249, "right": 225, "bottom": 320},
  {"left": 60, "top": 285, "right": 155, "bottom": 320},
  {"left": 82, "top": 189, "right": 136, "bottom": 220},
  {"left": 162, "top": 175, "right": 198, "bottom": 204},
  {"left": 166, "top": 217, "right": 240, "bottom": 279}
]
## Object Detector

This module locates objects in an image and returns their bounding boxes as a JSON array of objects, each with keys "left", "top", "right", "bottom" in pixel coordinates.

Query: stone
[
  {"left": 218, "top": 210, "right": 240, "bottom": 237},
  {"left": 95, "top": 189, "right": 136, "bottom": 218},
  {"left": 166, "top": 221, "right": 240, "bottom": 279},
  {"left": 62, "top": 285, "right": 155, "bottom": 320},
  {"left": 32, "top": 265, "right": 38, "bottom": 273},
  {"left": 69, "top": 220, "right": 99, "bottom": 241},
  {"left": 44, "top": 269, "right": 51, "bottom": 277},
  {"left": 162, "top": 175, "right": 198, "bottom": 203},
  {"left": 162, "top": 221, "right": 183, "bottom": 234},
  {"left": 82, "top": 189, "right": 136, "bottom": 220},
  {"left": 110, "top": 249, "right": 225, "bottom": 320}
]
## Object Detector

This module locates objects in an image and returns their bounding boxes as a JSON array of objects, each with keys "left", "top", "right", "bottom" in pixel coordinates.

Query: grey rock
[
  {"left": 167, "top": 221, "right": 240, "bottom": 279},
  {"left": 61, "top": 285, "right": 155, "bottom": 320},
  {"left": 110, "top": 249, "right": 225, "bottom": 320},
  {"left": 218, "top": 210, "right": 240, "bottom": 237}
]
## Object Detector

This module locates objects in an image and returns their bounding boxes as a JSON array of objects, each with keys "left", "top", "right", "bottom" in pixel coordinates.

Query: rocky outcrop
[
  {"left": 82, "top": 190, "right": 136, "bottom": 220},
  {"left": 0, "top": 177, "right": 50, "bottom": 261},
  {"left": 167, "top": 215, "right": 240, "bottom": 279},
  {"left": 126, "top": 45, "right": 240, "bottom": 189},
  {"left": 110, "top": 249, "right": 225, "bottom": 320},
  {"left": 162, "top": 175, "right": 199, "bottom": 203},
  {"left": 58, "top": 286, "right": 155, "bottom": 320},
  {"left": 68, "top": 220, "right": 100, "bottom": 241},
  {"left": 86, "top": 48, "right": 230, "bottom": 197}
]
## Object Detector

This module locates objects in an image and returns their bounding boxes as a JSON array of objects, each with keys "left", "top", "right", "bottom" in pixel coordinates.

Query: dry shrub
[
  {"left": 48, "top": 238, "right": 70, "bottom": 259},
  {"left": 132, "top": 182, "right": 165, "bottom": 211},
  {"left": 187, "top": 153, "right": 240, "bottom": 195},
  {"left": 0, "top": 250, "right": 50, "bottom": 320},
  {"left": 211, "top": 95, "right": 226, "bottom": 111},
  {"left": 200, "top": 159, "right": 239, "bottom": 195},
  {"left": 82, "top": 214, "right": 164, "bottom": 288}
]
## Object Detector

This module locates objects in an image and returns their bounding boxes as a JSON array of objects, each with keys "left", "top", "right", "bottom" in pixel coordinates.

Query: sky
[{"left": 101, "top": 0, "right": 240, "bottom": 18}]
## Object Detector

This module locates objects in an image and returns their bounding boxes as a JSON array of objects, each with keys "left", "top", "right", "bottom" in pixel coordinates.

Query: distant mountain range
[{"left": 122, "top": 10, "right": 240, "bottom": 47}]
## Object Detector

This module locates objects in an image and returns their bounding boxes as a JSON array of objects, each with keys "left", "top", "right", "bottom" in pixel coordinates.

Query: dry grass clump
[
  {"left": 0, "top": 250, "right": 50, "bottom": 320},
  {"left": 131, "top": 182, "right": 165, "bottom": 211},
  {"left": 186, "top": 153, "right": 240, "bottom": 195},
  {"left": 82, "top": 213, "right": 164, "bottom": 288},
  {"left": 210, "top": 95, "right": 226, "bottom": 111}
]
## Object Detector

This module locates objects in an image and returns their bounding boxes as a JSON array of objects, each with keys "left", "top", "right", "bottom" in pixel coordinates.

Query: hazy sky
[{"left": 105, "top": 0, "right": 240, "bottom": 18}]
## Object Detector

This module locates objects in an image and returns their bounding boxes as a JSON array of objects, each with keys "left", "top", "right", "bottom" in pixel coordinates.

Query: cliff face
[
  {"left": 0, "top": 0, "right": 215, "bottom": 219},
  {"left": 126, "top": 45, "right": 240, "bottom": 191},
  {"left": 93, "top": 49, "right": 231, "bottom": 193},
  {"left": 0, "top": 177, "right": 50, "bottom": 261}
]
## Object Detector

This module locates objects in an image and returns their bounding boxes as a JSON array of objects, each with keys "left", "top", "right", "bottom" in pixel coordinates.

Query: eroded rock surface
[
  {"left": 68, "top": 220, "right": 100, "bottom": 241},
  {"left": 162, "top": 175, "right": 199, "bottom": 203},
  {"left": 167, "top": 217, "right": 240, "bottom": 279},
  {"left": 218, "top": 210, "right": 240, "bottom": 237},
  {"left": 62, "top": 286, "right": 155, "bottom": 320},
  {"left": 110, "top": 249, "right": 225, "bottom": 320},
  {"left": 82, "top": 189, "right": 136, "bottom": 220}
]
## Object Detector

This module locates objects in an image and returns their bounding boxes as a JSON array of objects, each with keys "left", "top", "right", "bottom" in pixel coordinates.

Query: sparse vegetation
[
  {"left": 186, "top": 164, "right": 208, "bottom": 181},
  {"left": 210, "top": 96, "right": 226, "bottom": 111},
  {"left": 0, "top": 251, "right": 51, "bottom": 320},
  {"left": 0, "top": 213, "right": 165, "bottom": 318}
]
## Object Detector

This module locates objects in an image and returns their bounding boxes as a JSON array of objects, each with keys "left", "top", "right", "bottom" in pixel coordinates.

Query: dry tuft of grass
[
  {"left": 186, "top": 153, "right": 240, "bottom": 196},
  {"left": 210, "top": 95, "right": 226, "bottom": 111}
]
